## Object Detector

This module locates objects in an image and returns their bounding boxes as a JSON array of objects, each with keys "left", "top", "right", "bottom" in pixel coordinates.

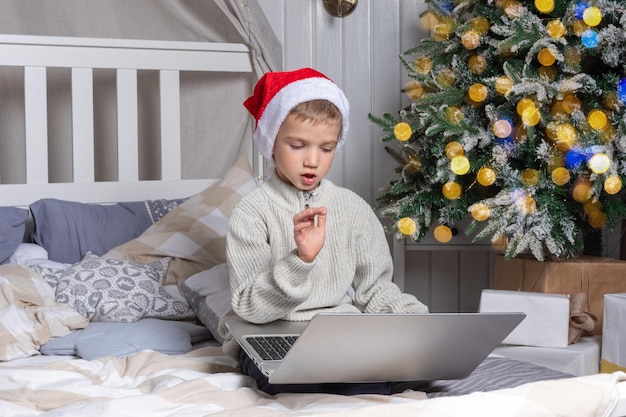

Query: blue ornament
[
  {"left": 565, "top": 149, "right": 586, "bottom": 169},
  {"left": 432, "top": 0, "right": 455, "bottom": 15},
  {"left": 574, "top": 2, "right": 589, "bottom": 19},
  {"left": 581, "top": 30, "right": 599, "bottom": 48},
  {"left": 617, "top": 79, "right": 626, "bottom": 103}
]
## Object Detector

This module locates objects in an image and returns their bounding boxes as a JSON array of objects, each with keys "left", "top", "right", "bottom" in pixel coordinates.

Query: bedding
[{"left": 0, "top": 207, "right": 29, "bottom": 264}]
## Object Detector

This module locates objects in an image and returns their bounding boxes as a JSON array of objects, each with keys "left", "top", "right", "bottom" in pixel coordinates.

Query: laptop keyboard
[{"left": 246, "top": 335, "right": 299, "bottom": 361}]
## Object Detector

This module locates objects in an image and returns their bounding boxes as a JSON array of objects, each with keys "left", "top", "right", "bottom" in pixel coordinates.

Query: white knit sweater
[{"left": 220, "top": 174, "right": 428, "bottom": 356}]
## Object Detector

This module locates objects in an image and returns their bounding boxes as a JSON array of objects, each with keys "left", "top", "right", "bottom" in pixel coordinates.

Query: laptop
[{"left": 225, "top": 312, "right": 524, "bottom": 384}]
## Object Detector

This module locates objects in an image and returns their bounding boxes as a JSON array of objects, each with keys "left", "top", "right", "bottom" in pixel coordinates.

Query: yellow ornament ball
[
  {"left": 470, "top": 16, "right": 490, "bottom": 34},
  {"left": 450, "top": 155, "right": 471, "bottom": 175},
  {"left": 516, "top": 98, "right": 535, "bottom": 116},
  {"left": 393, "top": 122, "right": 412, "bottom": 141},
  {"left": 522, "top": 106, "right": 541, "bottom": 127},
  {"left": 436, "top": 68, "right": 456, "bottom": 87},
  {"left": 397, "top": 217, "right": 417, "bottom": 236},
  {"left": 445, "top": 107, "right": 464, "bottom": 125},
  {"left": 537, "top": 48, "right": 556, "bottom": 66},
  {"left": 604, "top": 175, "right": 622, "bottom": 195},
  {"left": 521, "top": 169, "right": 541, "bottom": 187},
  {"left": 442, "top": 181, "right": 462, "bottom": 200},
  {"left": 468, "top": 83, "right": 488, "bottom": 102},
  {"left": 556, "top": 123, "right": 578, "bottom": 151},
  {"left": 477, "top": 167, "right": 496, "bottom": 186},
  {"left": 588, "top": 153, "right": 611, "bottom": 175},
  {"left": 546, "top": 19, "right": 566, "bottom": 38},
  {"left": 551, "top": 167, "right": 570, "bottom": 186},
  {"left": 419, "top": 10, "right": 441, "bottom": 31},
  {"left": 588, "top": 210, "right": 607, "bottom": 229},
  {"left": 587, "top": 109, "right": 608, "bottom": 131},
  {"left": 583, "top": 6, "right": 602, "bottom": 27},
  {"left": 461, "top": 30, "right": 481, "bottom": 50},
  {"left": 516, "top": 195, "right": 537, "bottom": 214},
  {"left": 470, "top": 203, "right": 490, "bottom": 221},
  {"left": 433, "top": 225, "right": 453, "bottom": 243},
  {"left": 535, "top": 0, "right": 554, "bottom": 14},
  {"left": 414, "top": 56, "right": 433, "bottom": 74},
  {"left": 445, "top": 141, "right": 464, "bottom": 159},
  {"left": 562, "top": 94, "right": 582, "bottom": 114}
]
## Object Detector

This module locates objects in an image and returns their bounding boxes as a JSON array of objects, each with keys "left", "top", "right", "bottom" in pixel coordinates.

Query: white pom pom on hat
[{"left": 243, "top": 67, "right": 350, "bottom": 161}]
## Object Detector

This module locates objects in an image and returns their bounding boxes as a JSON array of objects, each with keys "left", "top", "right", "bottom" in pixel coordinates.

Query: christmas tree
[{"left": 370, "top": 0, "right": 626, "bottom": 261}]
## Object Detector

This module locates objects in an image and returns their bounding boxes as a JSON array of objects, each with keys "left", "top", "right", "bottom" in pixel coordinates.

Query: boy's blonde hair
[{"left": 289, "top": 99, "right": 342, "bottom": 130}]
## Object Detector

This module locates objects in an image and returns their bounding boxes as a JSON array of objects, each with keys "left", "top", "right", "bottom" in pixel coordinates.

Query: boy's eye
[
  {"left": 290, "top": 144, "right": 304, "bottom": 150},
  {"left": 322, "top": 147, "right": 335, "bottom": 153}
]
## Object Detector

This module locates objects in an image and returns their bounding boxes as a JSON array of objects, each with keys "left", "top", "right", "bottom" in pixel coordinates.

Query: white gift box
[
  {"left": 479, "top": 289, "right": 570, "bottom": 348},
  {"left": 601, "top": 293, "right": 626, "bottom": 372}
]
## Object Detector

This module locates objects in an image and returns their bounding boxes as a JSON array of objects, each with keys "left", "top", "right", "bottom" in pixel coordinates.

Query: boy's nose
[{"left": 304, "top": 150, "right": 319, "bottom": 167}]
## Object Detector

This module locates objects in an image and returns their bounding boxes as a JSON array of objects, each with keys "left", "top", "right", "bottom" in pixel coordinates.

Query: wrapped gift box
[
  {"left": 479, "top": 289, "right": 570, "bottom": 348},
  {"left": 601, "top": 293, "right": 626, "bottom": 373},
  {"left": 493, "top": 254, "right": 626, "bottom": 335}
]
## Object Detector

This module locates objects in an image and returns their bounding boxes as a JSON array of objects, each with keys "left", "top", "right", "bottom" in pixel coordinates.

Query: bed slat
[
  {"left": 116, "top": 69, "right": 139, "bottom": 182},
  {"left": 160, "top": 70, "right": 181, "bottom": 181},
  {"left": 71, "top": 68, "right": 95, "bottom": 182},
  {"left": 24, "top": 66, "right": 49, "bottom": 184}
]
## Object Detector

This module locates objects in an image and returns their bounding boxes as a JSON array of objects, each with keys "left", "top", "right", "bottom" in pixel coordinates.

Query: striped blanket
[{"left": 1, "top": 346, "right": 624, "bottom": 417}]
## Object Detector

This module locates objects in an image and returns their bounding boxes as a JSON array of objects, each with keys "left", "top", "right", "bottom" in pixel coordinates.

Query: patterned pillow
[
  {"left": 33, "top": 253, "right": 194, "bottom": 323},
  {"left": 105, "top": 157, "right": 257, "bottom": 287}
]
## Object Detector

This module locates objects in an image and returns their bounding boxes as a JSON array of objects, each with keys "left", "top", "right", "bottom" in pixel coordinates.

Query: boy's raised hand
[{"left": 293, "top": 206, "right": 327, "bottom": 263}]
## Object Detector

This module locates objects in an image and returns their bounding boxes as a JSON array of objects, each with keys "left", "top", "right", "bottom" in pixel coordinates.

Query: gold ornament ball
[
  {"left": 538, "top": 65, "right": 558, "bottom": 82},
  {"left": 450, "top": 155, "right": 471, "bottom": 175},
  {"left": 432, "top": 20, "right": 454, "bottom": 41},
  {"left": 433, "top": 225, "right": 453, "bottom": 243},
  {"left": 414, "top": 56, "right": 433, "bottom": 74},
  {"left": 495, "top": 76, "right": 514, "bottom": 95},
  {"left": 604, "top": 175, "right": 622, "bottom": 195},
  {"left": 419, "top": 10, "right": 441, "bottom": 31},
  {"left": 572, "top": 177, "right": 592, "bottom": 203},
  {"left": 404, "top": 80, "right": 424, "bottom": 100},
  {"left": 442, "top": 181, "right": 462, "bottom": 200},
  {"left": 468, "top": 54, "right": 488, "bottom": 75},
  {"left": 546, "top": 19, "right": 566, "bottom": 38},
  {"left": 583, "top": 199, "right": 602, "bottom": 215},
  {"left": 534, "top": 0, "right": 554, "bottom": 13},
  {"left": 470, "top": 203, "right": 490, "bottom": 221},
  {"left": 562, "top": 94, "right": 582, "bottom": 114},
  {"left": 588, "top": 153, "right": 611, "bottom": 175},
  {"left": 583, "top": 6, "right": 602, "bottom": 27},
  {"left": 571, "top": 20, "right": 586, "bottom": 37},
  {"left": 503, "top": 0, "right": 523, "bottom": 18},
  {"left": 436, "top": 68, "right": 456, "bottom": 87},
  {"left": 588, "top": 210, "right": 607, "bottom": 229},
  {"left": 516, "top": 98, "right": 535, "bottom": 116},
  {"left": 556, "top": 123, "right": 577, "bottom": 151},
  {"left": 477, "top": 167, "right": 496, "bottom": 186},
  {"left": 461, "top": 30, "right": 481, "bottom": 50},
  {"left": 393, "top": 122, "right": 412, "bottom": 141},
  {"left": 521, "top": 169, "right": 541, "bottom": 187},
  {"left": 445, "top": 141, "right": 464, "bottom": 159},
  {"left": 551, "top": 167, "right": 570, "bottom": 186},
  {"left": 468, "top": 83, "right": 488, "bottom": 102},
  {"left": 537, "top": 48, "right": 556, "bottom": 66},
  {"left": 516, "top": 195, "right": 537, "bottom": 214},
  {"left": 397, "top": 217, "right": 417, "bottom": 236},
  {"left": 470, "top": 16, "right": 490, "bottom": 34},
  {"left": 444, "top": 106, "right": 464, "bottom": 125},
  {"left": 587, "top": 109, "right": 608, "bottom": 131}
]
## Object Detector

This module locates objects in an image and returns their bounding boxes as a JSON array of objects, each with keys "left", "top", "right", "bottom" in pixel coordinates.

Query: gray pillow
[
  {"left": 0, "top": 207, "right": 29, "bottom": 264},
  {"left": 33, "top": 253, "right": 194, "bottom": 322},
  {"left": 30, "top": 198, "right": 184, "bottom": 264},
  {"left": 181, "top": 263, "right": 232, "bottom": 343},
  {"left": 40, "top": 318, "right": 213, "bottom": 359}
]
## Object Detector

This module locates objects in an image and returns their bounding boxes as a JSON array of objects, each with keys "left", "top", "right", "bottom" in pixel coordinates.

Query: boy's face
[{"left": 273, "top": 113, "right": 341, "bottom": 191}]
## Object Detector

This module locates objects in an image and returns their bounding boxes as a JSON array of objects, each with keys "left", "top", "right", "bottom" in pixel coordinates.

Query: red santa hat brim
[{"left": 244, "top": 68, "right": 350, "bottom": 160}]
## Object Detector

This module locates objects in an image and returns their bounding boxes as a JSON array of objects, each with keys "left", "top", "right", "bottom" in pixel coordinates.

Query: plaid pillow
[{"left": 105, "top": 157, "right": 257, "bottom": 287}]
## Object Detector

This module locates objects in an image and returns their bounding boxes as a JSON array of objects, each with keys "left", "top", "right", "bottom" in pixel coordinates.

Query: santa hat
[{"left": 244, "top": 68, "right": 350, "bottom": 161}]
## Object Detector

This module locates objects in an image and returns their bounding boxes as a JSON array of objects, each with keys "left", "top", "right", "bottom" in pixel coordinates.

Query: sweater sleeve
[
  {"left": 351, "top": 207, "right": 429, "bottom": 314},
  {"left": 226, "top": 203, "right": 316, "bottom": 324}
]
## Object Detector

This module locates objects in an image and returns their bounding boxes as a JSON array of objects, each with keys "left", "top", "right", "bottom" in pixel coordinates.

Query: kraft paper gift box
[
  {"left": 601, "top": 293, "right": 626, "bottom": 373},
  {"left": 479, "top": 289, "right": 570, "bottom": 348},
  {"left": 493, "top": 254, "right": 626, "bottom": 335}
]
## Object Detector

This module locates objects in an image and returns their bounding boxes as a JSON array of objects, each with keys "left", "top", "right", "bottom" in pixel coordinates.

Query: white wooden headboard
[{"left": 0, "top": 34, "right": 253, "bottom": 206}]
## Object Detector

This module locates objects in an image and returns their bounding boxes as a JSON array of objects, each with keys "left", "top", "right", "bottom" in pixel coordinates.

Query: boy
[{"left": 222, "top": 68, "right": 429, "bottom": 394}]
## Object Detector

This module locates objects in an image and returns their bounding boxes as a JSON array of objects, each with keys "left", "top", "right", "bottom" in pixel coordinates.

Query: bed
[{"left": 1, "top": 34, "right": 626, "bottom": 417}]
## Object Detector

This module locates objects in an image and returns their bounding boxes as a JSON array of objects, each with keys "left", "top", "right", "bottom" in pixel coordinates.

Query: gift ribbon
[{"left": 567, "top": 292, "right": 597, "bottom": 344}]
